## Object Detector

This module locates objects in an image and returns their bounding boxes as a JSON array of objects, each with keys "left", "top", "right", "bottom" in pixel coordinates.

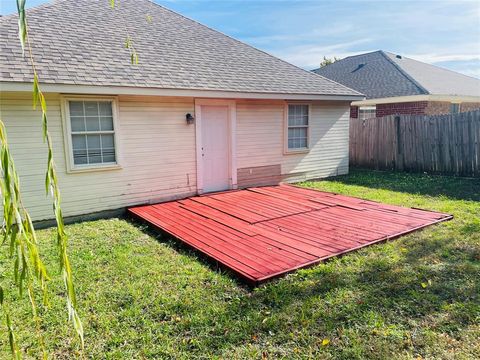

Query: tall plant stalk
[
  {"left": 1, "top": 0, "right": 144, "bottom": 356},
  {"left": 0, "top": 0, "right": 84, "bottom": 357}
]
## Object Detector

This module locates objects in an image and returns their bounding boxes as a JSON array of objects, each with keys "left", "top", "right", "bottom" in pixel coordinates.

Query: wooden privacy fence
[{"left": 350, "top": 110, "right": 480, "bottom": 177}]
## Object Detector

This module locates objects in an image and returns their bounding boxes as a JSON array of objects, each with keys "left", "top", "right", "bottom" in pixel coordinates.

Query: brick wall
[
  {"left": 424, "top": 101, "right": 451, "bottom": 115},
  {"left": 460, "top": 102, "right": 480, "bottom": 113},
  {"left": 376, "top": 101, "right": 428, "bottom": 117},
  {"left": 350, "top": 106, "right": 358, "bottom": 118},
  {"left": 351, "top": 101, "right": 480, "bottom": 119}
]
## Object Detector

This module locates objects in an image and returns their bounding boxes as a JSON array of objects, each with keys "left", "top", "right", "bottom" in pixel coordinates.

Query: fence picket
[{"left": 349, "top": 110, "right": 480, "bottom": 176}]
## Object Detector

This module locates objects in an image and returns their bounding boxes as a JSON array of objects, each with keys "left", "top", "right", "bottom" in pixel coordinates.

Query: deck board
[{"left": 128, "top": 184, "right": 452, "bottom": 285}]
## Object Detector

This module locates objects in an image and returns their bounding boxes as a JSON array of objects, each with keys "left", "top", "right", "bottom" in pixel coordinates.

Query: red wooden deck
[{"left": 128, "top": 185, "right": 452, "bottom": 285}]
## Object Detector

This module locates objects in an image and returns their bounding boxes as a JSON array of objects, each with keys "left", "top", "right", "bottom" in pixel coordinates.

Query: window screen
[
  {"left": 69, "top": 101, "right": 116, "bottom": 166},
  {"left": 359, "top": 107, "right": 376, "bottom": 120},
  {"left": 287, "top": 104, "right": 309, "bottom": 150},
  {"left": 450, "top": 103, "right": 460, "bottom": 114}
]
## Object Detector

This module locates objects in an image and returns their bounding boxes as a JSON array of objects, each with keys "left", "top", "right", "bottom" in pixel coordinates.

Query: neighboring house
[
  {"left": 313, "top": 50, "right": 480, "bottom": 119},
  {"left": 0, "top": 0, "right": 362, "bottom": 222}
]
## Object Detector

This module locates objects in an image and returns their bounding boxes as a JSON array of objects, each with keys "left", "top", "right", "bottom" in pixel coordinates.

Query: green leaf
[
  {"left": 40, "top": 92, "right": 47, "bottom": 113},
  {"left": 16, "top": 0, "right": 27, "bottom": 54},
  {"left": 0, "top": 286, "right": 4, "bottom": 305},
  {"left": 110, "top": 0, "right": 115, "bottom": 8},
  {"left": 32, "top": 73, "right": 40, "bottom": 109},
  {"left": 3, "top": 144, "right": 10, "bottom": 182},
  {"left": 42, "top": 112, "right": 48, "bottom": 141},
  {"left": 10, "top": 225, "right": 19, "bottom": 257},
  {"left": 131, "top": 51, "right": 139, "bottom": 65},
  {"left": 72, "top": 310, "right": 84, "bottom": 348},
  {"left": 14, "top": 251, "right": 19, "bottom": 285}
]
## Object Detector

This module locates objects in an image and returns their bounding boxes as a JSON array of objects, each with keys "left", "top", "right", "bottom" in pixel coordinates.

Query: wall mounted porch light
[{"left": 186, "top": 113, "right": 195, "bottom": 125}]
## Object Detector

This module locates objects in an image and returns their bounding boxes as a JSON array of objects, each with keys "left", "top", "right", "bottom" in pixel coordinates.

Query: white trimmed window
[
  {"left": 359, "top": 106, "right": 376, "bottom": 120},
  {"left": 287, "top": 104, "right": 309, "bottom": 151},
  {"left": 66, "top": 100, "right": 117, "bottom": 169},
  {"left": 450, "top": 103, "right": 460, "bottom": 114}
]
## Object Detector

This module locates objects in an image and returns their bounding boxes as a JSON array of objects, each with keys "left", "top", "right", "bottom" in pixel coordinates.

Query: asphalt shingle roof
[
  {"left": 383, "top": 52, "right": 480, "bottom": 97},
  {"left": 0, "top": 0, "right": 361, "bottom": 97},
  {"left": 313, "top": 50, "right": 480, "bottom": 99}
]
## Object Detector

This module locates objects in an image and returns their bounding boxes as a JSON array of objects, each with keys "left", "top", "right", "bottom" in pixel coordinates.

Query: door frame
[{"left": 194, "top": 99, "right": 237, "bottom": 194}]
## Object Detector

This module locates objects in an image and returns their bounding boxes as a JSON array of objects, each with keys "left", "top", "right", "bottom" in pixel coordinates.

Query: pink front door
[{"left": 200, "top": 105, "right": 230, "bottom": 193}]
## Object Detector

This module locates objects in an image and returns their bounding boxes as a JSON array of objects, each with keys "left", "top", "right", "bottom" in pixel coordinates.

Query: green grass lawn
[{"left": 1, "top": 169, "right": 479, "bottom": 359}]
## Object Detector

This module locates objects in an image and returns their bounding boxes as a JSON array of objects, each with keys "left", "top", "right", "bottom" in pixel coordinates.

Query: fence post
[{"left": 394, "top": 116, "right": 403, "bottom": 171}]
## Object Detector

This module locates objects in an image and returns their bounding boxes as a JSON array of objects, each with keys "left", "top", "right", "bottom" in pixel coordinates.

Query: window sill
[
  {"left": 284, "top": 148, "right": 310, "bottom": 155},
  {"left": 67, "top": 164, "right": 122, "bottom": 174}
]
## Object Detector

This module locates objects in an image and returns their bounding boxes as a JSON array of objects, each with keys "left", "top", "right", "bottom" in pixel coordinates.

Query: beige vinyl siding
[
  {"left": 1, "top": 93, "right": 349, "bottom": 221},
  {"left": 282, "top": 102, "right": 350, "bottom": 180},
  {"left": 236, "top": 100, "right": 285, "bottom": 168},
  {"left": 0, "top": 93, "right": 196, "bottom": 221},
  {"left": 236, "top": 100, "right": 350, "bottom": 183}
]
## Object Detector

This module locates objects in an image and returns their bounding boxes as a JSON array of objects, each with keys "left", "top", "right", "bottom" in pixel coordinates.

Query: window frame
[
  {"left": 284, "top": 103, "right": 311, "bottom": 154},
  {"left": 358, "top": 106, "right": 376, "bottom": 120},
  {"left": 450, "top": 103, "right": 460, "bottom": 114},
  {"left": 61, "top": 95, "right": 121, "bottom": 173}
]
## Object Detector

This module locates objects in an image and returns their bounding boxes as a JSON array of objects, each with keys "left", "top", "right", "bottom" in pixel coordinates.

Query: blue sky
[{"left": 1, "top": 0, "right": 479, "bottom": 78}]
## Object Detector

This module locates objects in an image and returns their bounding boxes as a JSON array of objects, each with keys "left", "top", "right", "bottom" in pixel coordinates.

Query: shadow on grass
[
  {"left": 129, "top": 211, "right": 478, "bottom": 355},
  {"left": 124, "top": 169, "right": 479, "bottom": 357},
  {"left": 213, "top": 233, "right": 479, "bottom": 357},
  {"left": 120, "top": 232, "right": 478, "bottom": 358},
  {"left": 128, "top": 216, "right": 253, "bottom": 290},
  {"left": 330, "top": 168, "right": 480, "bottom": 202}
]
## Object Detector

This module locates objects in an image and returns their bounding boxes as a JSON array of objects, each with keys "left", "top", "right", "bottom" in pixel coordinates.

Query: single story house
[
  {"left": 0, "top": 0, "right": 363, "bottom": 222},
  {"left": 313, "top": 50, "right": 480, "bottom": 119}
]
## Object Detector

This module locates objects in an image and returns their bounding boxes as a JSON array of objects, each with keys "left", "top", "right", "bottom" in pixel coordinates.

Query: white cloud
[
  {"left": 269, "top": 39, "right": 374, "bottom": 69},
  {"left": 268, "top": 43, "right": 480, "bottom": 79},
  {"left": 403, "top": 53, "right": 480, "bottom": 64},
  {"left": 242, "top": 22, "right": 355, "bottom": 46}
]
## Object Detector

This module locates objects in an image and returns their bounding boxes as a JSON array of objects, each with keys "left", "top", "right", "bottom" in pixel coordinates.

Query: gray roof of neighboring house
[
  {"left": 0, "top": 0, "right": 361, "bottom": 97},
  {"left": 313, "top": 50, "right": 480, "bottom": 99}
]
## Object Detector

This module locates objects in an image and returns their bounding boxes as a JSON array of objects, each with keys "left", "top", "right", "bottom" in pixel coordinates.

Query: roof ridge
[
  {"left": 384, "top": 51, "right": 480, "bottom": 82},
  {"left": 378, "top": 50, "right": 430, "bottom": 95},
  {"left": 0, "top": 0, "right": 362, "bottom": 96},
  {"left": 150, "top": 0, "right": 362, "bottom": 95},
  {"left": 337, "top": 50, "right": 382, "bottom": 62},
  {"left": 310, "top": 50, "right": 383, "bottom": 72}
]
